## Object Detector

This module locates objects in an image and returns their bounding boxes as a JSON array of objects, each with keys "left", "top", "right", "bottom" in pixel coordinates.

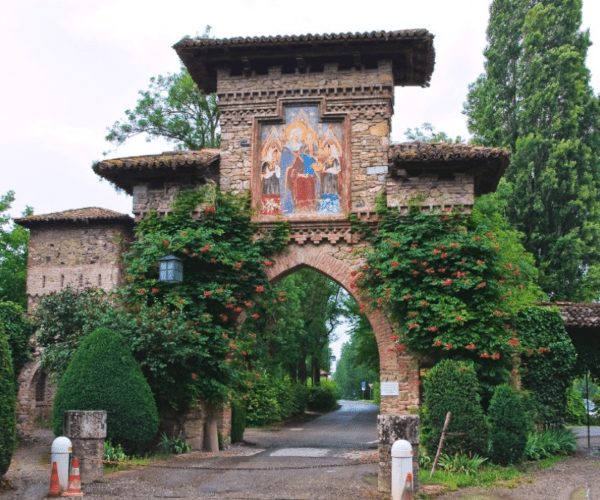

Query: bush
[
  {"left": 0, "top": 300, "right": 33, "bottom": 379},
  {"left": 307, "top": 380, "right": 339, "bottom": 411},
  {"left": 565, "top": 386, "right": 587, "bottom": 426},
  {"left": 52, "top": 327, "right": 159, "bottom": 452},
  {"left": 245, "top": 377, "right": 313, "bottom": 427},
  {"left": 518, "top": 307, "right": 577, "bottom": 426},
  {"left": 245, "top": 376, "right": 284, "bottom": 427},
  {"left": 422, "top": 360, "right": 489, "bottom": 457},
  {"left": 0, "top": 322, "right": 16, "bottom": 477},
  {"left": 488, "top": 384, "right": 528, "bottom": 465}
]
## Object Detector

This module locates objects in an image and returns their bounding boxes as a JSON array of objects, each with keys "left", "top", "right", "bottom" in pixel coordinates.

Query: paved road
[
  {"left": 244, "top": 400, "right": 379, "bottom": 451},
  {"left": 2, "top": 401, "right": 386, "bottom": 500}
]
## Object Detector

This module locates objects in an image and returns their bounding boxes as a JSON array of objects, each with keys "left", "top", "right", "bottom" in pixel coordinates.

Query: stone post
[
  {"left": 64, "top": 410, "right": 107, "bottom": 483},
  {"left": 377, "top": 414, "right": 419, "bottom": 493}
]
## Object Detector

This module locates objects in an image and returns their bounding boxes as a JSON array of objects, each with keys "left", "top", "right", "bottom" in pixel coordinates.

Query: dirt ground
[{"left": 1, "top": 425, "right": 599, "bottom": 500}]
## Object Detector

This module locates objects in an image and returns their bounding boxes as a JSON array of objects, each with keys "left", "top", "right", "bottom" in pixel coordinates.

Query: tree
[
  {"left": 52, "top": 327, "right": 159, "bottom": 452},
  {"left": 105, "top": 27, "right": 219, "bottom": 152},
  {"left": 0, "top": 191, "right": 32, "bottom": 308},
  {"left": 0, "top": 321, "right": 16, "bottom": 477},
  {"left": 334, "top": 341, "right": 378, "bottom": 400},
  {"left": 404, "top": 122, "right": 464, "bottom": 144},
  {"left": 242, "top": 269, "right": 344, "bottom": 386},
  {"left": 465, "top": 0, "right": 600, "bottom": 301}
]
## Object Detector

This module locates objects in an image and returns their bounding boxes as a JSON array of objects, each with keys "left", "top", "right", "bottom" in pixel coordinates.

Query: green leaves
[
  {"left": 465, "top": 0, "right": 600, "bottom": 301},
  {"left": 0, "top": 191, "right": 32, "bottom": 308},
  {"left": 105, "top": 68, "right": 220, "bottom": 152}
]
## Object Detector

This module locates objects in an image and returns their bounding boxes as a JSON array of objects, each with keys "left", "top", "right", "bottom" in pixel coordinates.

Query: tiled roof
[
  {"left": 174, "top": 30, "right": 435, "bottom": 93},
  {"left": 390, "top": 142, "right": 510, "bottom": 163},
  {"left": 94, "top": 149, "right": 220, "bottom": 173},
  {"left": 389, "top": 142, "right": 510, "bottom": 196},
  {"left": 15, "top": 208, "right": 133, "bottom": 228},
  {"left": 548, "top": 302, "right": 600, "bottom": 330},
  {"left": 174, "top": 30, "right": 433, "bottom": 49},
  {"left": 93, "top": 150, "right": 220, "bottom": 195}
]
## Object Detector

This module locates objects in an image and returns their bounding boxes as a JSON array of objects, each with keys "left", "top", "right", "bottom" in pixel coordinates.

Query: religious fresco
[{"left": 259, "top": 106, "right": 344, "bottom": 216}]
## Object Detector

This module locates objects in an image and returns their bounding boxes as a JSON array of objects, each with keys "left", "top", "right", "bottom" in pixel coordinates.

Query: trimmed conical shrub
[
  {"left": 422, "top": 359, "right": 489, "bottom": 457},
  {"left": 488, "top": 384, "right": 528, "bottom": 464},
  {"left": 52, "top": 327, "right": 158, "bottom": 452},
  {"left": 0, "top": 320, "right": 16, "bottom": 477}
]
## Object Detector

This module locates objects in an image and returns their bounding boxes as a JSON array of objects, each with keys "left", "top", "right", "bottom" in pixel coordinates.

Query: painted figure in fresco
[
  {"left": 260, "top": 146, "right": 282, "bottom": 214},
  {"left": 259, "top": 106, "right": 344, "bottom": 216},
  {"left": 318, "top": 142, "right": 342, "bottom": 213},
  {"left": 281, "top": 121, "right": 319, "bottom": 214}
]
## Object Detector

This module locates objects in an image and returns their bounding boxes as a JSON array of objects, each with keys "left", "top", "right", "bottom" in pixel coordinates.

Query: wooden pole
[{"left": 430, "top": 412, "right": 451, "bottom": 477}]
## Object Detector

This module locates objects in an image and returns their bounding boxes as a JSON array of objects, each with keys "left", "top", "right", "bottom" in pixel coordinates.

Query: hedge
[
  {"left": 0, "top": 321, "right": 16, "bottom": 477},
  {"left": 52, "top": 327, "right": 159, "bottom": 452}
]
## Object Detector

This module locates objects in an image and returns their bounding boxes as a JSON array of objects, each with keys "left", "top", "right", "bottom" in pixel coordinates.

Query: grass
[
  {"left": 417, "top": 454, "right": 571, "bottom": 498},
  {"left": 103, "top": 451, "right": 173, "bottom": 474}
]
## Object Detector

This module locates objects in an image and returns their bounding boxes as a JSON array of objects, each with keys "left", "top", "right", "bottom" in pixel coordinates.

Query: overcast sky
[
  {"left": 3, "top": 1, "right": 599, "bottom": 372},
  {"left": 3, "top": 0, "right": 599, "bottom": 220}
]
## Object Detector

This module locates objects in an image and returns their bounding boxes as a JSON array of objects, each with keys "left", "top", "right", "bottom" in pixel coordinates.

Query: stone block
[{"left": 64, "top": 411, "right": 106, "bottom": 483}]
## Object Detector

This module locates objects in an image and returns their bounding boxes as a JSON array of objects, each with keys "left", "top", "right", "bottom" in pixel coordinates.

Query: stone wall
[
  {"left": 216, "top": 62, "right": 393, "bottom": 214},
  {"left": 386, "top": 172, "right": 475, "bottom": 213},
  {"left": 25, "top": 223, "right": 132, "bottom": 310},
  {"left": 132, "top": 180, "right": 219, "bottom": 222},
  {"left": 16, "top": 357, "right": 56, "bottom": 436}
]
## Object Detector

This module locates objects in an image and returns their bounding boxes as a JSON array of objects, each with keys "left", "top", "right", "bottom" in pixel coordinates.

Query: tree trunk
[
  {"left": 312, "top": 356, "right": 320, "bottom": 386},
  {"left": 298, "top": 359, "right": 307, "bottom": 385}
]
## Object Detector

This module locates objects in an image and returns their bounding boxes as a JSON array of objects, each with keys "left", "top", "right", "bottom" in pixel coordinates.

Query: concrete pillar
[
  {"left": 64, "top": 410, "right": 107, "bottom": 483},
  {"left": 377, "top": 414, "right": 419, "bottom": 493}
]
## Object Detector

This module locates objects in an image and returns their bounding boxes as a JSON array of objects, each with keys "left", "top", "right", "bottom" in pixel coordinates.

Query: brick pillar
[
  {"left": 64, "top": 410, "right": 106, "bottom": 483},
  {"left": 377, "top": 414, "right": 419, "bottom": 493}
]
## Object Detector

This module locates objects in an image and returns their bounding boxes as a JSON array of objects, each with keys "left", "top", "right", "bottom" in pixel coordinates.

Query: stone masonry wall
[
  {"left": 132, "top": 180, "right": 219, "bottom": 222},
  {"left": 216, "top": 61, "right": 394, "bottom": 213},
  {"left": 16, "top": 357, "right": 56, "bottom": 437},
  {"left": 386, "top": 172, "right": 475, "bottom": 213},
  {"left": 26, "top": 224, "right": 132, "bottom": 310}
]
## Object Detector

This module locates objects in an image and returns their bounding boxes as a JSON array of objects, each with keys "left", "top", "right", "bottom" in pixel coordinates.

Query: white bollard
[
  {"left": 391, "top": 439, "right": 413, "bottom": 500},
  {"left": 51, "top": 436, "right": 72, "bottom": 491}
]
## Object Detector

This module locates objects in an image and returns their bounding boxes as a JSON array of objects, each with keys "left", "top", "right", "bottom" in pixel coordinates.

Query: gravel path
[{"left": 2, "top": 421, "right": 599, "bottom": 499}]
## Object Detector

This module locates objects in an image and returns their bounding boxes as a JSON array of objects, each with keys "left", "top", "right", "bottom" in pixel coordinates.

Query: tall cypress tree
[{"left": 465, "top": 0, "right": 600, "bottom": 301}]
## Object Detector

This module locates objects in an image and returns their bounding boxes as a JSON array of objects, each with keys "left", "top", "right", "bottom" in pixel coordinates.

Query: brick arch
[{"left": 265, "top": 245, "right": 419, "bottom": 415}]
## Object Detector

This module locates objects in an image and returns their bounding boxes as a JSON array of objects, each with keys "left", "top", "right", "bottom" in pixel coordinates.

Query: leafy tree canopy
[
  {"left": 465, "top": 0, "right": 600, "bottom": 301},
  {"left": 0, "top": 191, "right": 32, "bottom": 308},
  {"left": 105, "top": 27, "right": 219, "bottom": 153},
  {"left": 403, "top": 122, "right": 464, "bottom": 144}
]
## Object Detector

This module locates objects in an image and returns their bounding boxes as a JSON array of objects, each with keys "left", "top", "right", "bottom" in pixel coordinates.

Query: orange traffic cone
[
  {"left": 61, "top": 457, "right": 84, "bottom": 497},
  {"left": 49, "top": 462, "right": 61, "bottom": 497}
]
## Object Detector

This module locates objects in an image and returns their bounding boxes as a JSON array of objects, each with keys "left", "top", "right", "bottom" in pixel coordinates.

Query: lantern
[{"left": 158, "top": 255, "right": 183, "bottom": 283}]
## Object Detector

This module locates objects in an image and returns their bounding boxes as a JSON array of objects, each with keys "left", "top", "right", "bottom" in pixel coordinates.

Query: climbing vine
[
  {"left": 353, "top": 199, "right": 563, "bottom": 394},
  {"left": 119, "top": 186, "right": 289, "bottom": 408}
]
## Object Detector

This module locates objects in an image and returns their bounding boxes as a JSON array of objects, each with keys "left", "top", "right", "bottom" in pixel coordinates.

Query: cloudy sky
[
  {"left": 3, "top": 0, "right": 599, "bottom": 219},
  {"left": 3, "top": 0, "right": 599, "bottom": 370}
]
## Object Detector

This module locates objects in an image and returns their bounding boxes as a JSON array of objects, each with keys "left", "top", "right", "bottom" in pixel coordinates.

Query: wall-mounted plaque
[{"left": 380, "top": 381, "right": 399, "bottom": 397}]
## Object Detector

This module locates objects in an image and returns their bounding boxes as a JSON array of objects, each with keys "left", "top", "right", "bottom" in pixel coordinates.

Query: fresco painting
[{"left": 260, "top": 106, "right": 344, "bottom": 216}]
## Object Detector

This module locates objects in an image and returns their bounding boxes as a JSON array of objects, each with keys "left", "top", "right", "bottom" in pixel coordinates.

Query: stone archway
[{"left": 265, "top": 244, "right": 420, "bottom": 415}]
